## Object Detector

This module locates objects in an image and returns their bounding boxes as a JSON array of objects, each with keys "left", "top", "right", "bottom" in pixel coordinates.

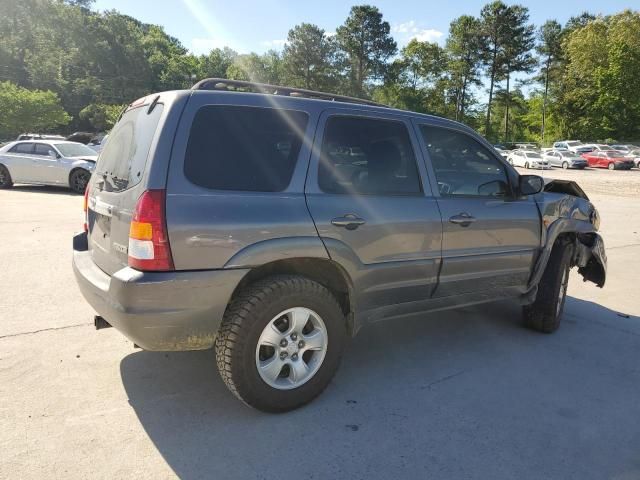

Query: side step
[{"left": 94, "top": 316, "right": 112, "bottom": 330}]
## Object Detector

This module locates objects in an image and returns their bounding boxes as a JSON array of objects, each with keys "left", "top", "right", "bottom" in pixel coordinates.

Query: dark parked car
[{"left": 73, "top": 79, "right": 607, "bottom": 412}]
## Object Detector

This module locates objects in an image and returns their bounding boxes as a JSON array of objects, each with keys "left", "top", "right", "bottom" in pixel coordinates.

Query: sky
[{"left": 93, "top": 0, "right": 636, "bottom": 55}]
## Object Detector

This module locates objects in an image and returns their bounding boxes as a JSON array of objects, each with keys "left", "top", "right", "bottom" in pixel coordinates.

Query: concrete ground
[{"left": 1, "top": 168, "right": 639, "bottom": 480}]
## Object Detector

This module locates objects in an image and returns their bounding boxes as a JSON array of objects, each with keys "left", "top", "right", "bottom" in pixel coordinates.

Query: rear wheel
[
  {"left": 607, "top": 162, "right": 615, "bottom": 170},
  {"left": 69, "top": 169, "right": 90, "bottom": 194},
  {"left": 0, "top": 165, "right": 13, "bottom": 189},
  {"left": 525, "top": 162, "right": 530, "bottom": 169},
  {"left": 562, "top": 161, "right": 569, "bottom": 169},
  {"left": 215, "top": 275, "right": 347, "bottom": 412},
  {"left": 523, "top": 239, "right": 573, "bottom": 333}
]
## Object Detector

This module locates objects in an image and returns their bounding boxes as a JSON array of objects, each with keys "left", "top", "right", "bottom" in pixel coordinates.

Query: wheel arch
[{"left": 229, "top": 257, "right": 356, "bottom": 336}]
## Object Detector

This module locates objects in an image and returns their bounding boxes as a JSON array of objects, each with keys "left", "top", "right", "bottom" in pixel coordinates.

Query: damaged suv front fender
[{"left": 528, "top": 179, "right": 607, "bottom": 290}]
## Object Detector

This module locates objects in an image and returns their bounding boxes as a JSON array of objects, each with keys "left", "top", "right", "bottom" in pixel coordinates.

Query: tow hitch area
[{"left": 94, "top": 316, "right": 112, "bottom": 330}]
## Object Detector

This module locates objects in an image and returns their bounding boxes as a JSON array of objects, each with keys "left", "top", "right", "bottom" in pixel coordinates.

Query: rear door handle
[
  {"left": 331, "top": 214, "right": 366, "bottom": 230},
  {"left": 449, "top": 213, "right": 476, "bottom": 227}
]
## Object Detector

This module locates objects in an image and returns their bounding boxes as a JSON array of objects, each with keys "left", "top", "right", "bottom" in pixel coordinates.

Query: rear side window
[
  {"left": 318, "top": 116, "right": 421, "bottom": 195},
  {"left": 10, "top": 143, "right": 33, "bottom": 154},
  {"left": 184, "top": 106, "right": 309, "bottom": 192},
  {"left": 95, "top": 104, "right": 164, "bottom": 192}
]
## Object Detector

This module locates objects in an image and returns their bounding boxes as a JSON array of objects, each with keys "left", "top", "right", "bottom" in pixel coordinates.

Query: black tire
[
  {"left": 607, "top": 162, "right": 615, "bottom": 170},
  {"left": 562, "top": 161, "right": 569, "bottom": 169},
  {"left": 215, "top": 275, "right": 347, "bottom": 412},
  {"left": 523, "top": 239, "right": 573, "bottom": 333},
  {"left": 69, "top": 169, "right": 90, "bottom": 194},
  {"left": 0, "top": 164, "right": 13, "bottom": 189}
]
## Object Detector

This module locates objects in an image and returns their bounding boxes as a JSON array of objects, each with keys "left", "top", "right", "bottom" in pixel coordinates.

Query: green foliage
[
  {"left": 0, "top": 82, "right": 71, "bottom": 138},
  {"left": 282, "top": 23, "right": 338, "bottom": 91},
  {"left": 0, "top": 0, "right": 639, "bottom": 144},
  {"left": 78, "top": 103, "right": 125, "bottom": 131},
  {"left": 336, "top": 5, "right": 397, "bottom": 97}
]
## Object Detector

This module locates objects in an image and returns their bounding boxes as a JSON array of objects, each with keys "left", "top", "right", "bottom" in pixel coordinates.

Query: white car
[
  {"left": 0, "top": 140, "right": 97, "bottom": 193},
  {"left": 553, "top": 140, "right": 583, "bottom": 153},
  {"left": 581, "top": 143, "right": 612, "bottom": 152},
  {"left": 624, "top": 148, "right": 640, "bottom": 168},
  {"left": 508, "top": 150, "right": 550, "bottom": 169}
]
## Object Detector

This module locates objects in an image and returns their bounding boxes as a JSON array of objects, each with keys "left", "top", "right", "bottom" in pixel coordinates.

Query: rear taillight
[
  {"left": 83, "top": 184, "right": 90, "bottom": 233},
  {"left": 128, "top": 189, "right": 174, "bottom": 271}
]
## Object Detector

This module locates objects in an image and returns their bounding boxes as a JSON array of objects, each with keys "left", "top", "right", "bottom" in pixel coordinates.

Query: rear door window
[
  {"left": 10, "top": 143, "right": 34, "bottom": 154},
  {"left": 184, "top": 106, "right": 309, "bottom": 192},
  {"left": 318, "top": 116, "right": 422, "bottom": 195},
  {"left": 94, "top": 104, "right": 164, "bottom": 192}
]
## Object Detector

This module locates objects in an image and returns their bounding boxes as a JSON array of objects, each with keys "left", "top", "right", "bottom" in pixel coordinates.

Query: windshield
[
  {"left": 606, "top": 151, "right": 625, "bottom": 158},
  {"left": 566, "top": 141, "right": 581, "bottom": 147},
  {"left": 525, "top": 152, "right": 541, "bottom": 158},
  {"left": 54, "top": 143, "right": 97, "bottom": 157}
]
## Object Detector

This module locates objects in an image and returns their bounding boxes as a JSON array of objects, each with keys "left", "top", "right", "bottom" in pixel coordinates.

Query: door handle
[
  {"left": 449, "top": 213, "right": 476, "bottom": 227},
  {"left": 331, "top": 214, "right": 366, "bottom": 230}
]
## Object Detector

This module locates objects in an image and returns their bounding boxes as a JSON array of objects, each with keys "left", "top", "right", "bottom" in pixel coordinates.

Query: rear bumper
[{"left": 72, "top": 232, "right": 248, "bottom": 351}]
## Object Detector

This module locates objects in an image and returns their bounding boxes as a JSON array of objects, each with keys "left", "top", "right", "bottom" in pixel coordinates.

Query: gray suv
[{"left": 73, "top": 79, "right": 607, "bottom": 412}]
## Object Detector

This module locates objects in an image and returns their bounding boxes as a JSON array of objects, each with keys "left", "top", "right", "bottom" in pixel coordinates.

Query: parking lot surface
[{"left": 1, "top": 169, "right": 640, "bottom": 479}]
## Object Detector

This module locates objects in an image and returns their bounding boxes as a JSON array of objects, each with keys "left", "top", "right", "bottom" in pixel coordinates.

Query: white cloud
[
  {"left": 261, "top": 39, "right": 287, "bottom": 48},
  {"left": 325, "top": 31, "right": 336, "bottom": 38},
  {"left": 392, "top": 20, "right": 444, "bottom": 45},
  {"left": 412, "top": 29, "right": 444, "bottom": 43}
]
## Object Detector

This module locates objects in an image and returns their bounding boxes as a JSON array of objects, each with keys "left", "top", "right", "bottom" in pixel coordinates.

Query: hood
[
  {"left": 543, "top": 178, "right": 589, "bottom": 200},
  {"left": 71, "top": 155, "right": 98, "bottom": 163}
]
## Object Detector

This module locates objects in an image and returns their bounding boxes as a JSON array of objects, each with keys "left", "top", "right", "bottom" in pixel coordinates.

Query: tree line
[{"left": 1, "top": 0, "right": 639, "bottom": 144}]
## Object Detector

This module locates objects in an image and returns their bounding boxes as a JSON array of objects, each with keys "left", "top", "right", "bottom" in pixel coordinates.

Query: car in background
[
  {"left": 16, "top": 133, "right": 66, "bottom": 141},
  {"left": 66, "top": 132, "right": 95, "bottom": 144},
  {"left": 543, "top": 149, "right": 588, "bottom": 169},
  {"left": 508, "top": 149, "right": 550, "bottom": 169},
  {"left": 553, "top": 140, "right": 583, "bottom": 153},
  {"left": 581, "top": 150, "right": 635, "bottom": 170},
  {"left": 493, "top": 146, "right": 509, "bottom": 160},
  {"left": 88, "top": 134, "right": 109, "bottom": 153},
  {"left": 582, "top": 143, "right": 614, "bottom": 153},
  {"left": 0, "top": 140, "right": 97, "bottom": 193},
  {"left": 624, "top": 148, "right": 640, "bottom": 168}
]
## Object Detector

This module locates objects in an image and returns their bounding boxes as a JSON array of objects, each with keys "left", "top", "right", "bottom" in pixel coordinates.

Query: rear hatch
[{"left": 87, "top": 100, "right": 165, "bottom": 275}]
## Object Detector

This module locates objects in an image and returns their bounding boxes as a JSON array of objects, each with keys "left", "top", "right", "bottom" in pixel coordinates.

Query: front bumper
[{"left": 72, "top": 232, "right": 248, "bottom": 351}]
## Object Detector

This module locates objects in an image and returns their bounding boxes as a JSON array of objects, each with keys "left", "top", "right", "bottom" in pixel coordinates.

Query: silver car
[
  {"left": 0, "top": 140, "right": 96, "bottom": 193},
  {"left": 543, "top": 149, "right": 588, "bottom": 169}
]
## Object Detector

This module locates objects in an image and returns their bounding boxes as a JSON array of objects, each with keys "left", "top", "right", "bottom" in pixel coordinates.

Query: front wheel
[
  {"left": 562, "top": 161, "right": 569, "bottom": 169},
  {"left": 215, "top": 275, "right": 347, "bottom": 412},
  {"left": 525, "top": 162, "right": 530, "bottom": 169},
  {"left": 523, "top": 239, "right": 573, "bottom": 333},
  {"left": 607, "top": 162, "right": 615, "bottom": 170},
  {"left": 69, "top": 169, "right": 90, "bottom": 194}
]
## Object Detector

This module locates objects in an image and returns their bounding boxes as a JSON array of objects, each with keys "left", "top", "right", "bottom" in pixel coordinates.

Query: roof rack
[{"left": 191, "top": 78, "right": 387, "bottom": 108}]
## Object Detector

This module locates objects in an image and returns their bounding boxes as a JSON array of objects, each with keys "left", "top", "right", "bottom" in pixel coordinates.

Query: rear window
[
  {"left": 184, "top": 106, "right": 309, "bottom": 192},
  {"left": 94, "top": 104, "right": 164, "bottom": 192}
]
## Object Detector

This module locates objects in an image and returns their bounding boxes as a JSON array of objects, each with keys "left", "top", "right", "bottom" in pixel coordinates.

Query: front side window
[
  {"left": 184, "top": 106, "right": 309, "bottom": 192},
  {"left": 318, "top": 116, "right": 421, "bottom": 195},
  {"left": 420, "top": 125, "right": 510, "bottom": 197}
]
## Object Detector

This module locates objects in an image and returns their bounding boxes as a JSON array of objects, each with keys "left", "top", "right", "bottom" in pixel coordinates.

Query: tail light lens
[
  {"left": 83, "top": 184, "right": 90, "bottom": 233},
  {"left": 128, "top": 189, "right": 174, "bottom": 271}
]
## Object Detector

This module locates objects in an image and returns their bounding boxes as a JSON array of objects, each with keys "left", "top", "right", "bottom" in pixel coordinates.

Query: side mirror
[{"left": 519, "top": 175, "right": 544, "bottom": 195}]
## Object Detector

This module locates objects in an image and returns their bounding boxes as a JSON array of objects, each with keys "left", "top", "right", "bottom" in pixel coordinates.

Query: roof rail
[{"left": 191, "top": 78, "right": 387, "bottom": 108}]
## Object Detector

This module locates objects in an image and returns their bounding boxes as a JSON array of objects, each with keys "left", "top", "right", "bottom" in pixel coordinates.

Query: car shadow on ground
[
  {"left": 120, "top": 297, "right": 640, "bottom": 480},
  {"left": 10, "top": 184, "right": 78, "bottom": 196}
]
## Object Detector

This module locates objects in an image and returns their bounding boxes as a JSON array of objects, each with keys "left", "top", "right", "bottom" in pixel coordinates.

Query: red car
[{"left": 581, "top": 150, "right": 635, "bottom": 170}]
